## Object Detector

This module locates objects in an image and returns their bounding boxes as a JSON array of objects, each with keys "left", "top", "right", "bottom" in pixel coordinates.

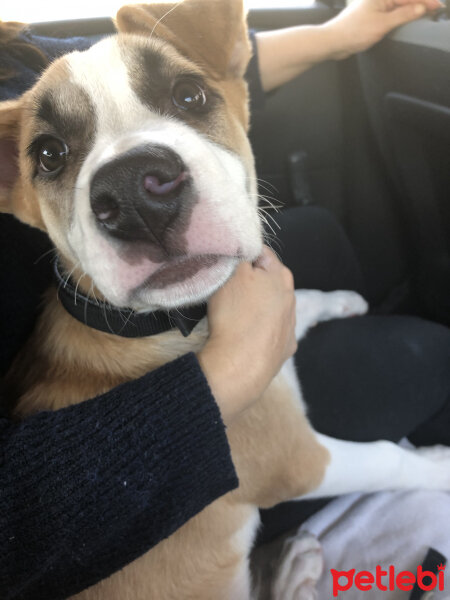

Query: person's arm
[
  {"left": 255, "top": 0, "right": 442, "bottom": 92},
  {"left": 0, "top": 354, "right": 237, "bottom": 600}
]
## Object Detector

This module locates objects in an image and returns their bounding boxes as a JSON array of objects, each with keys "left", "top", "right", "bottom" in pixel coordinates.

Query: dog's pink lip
[{"left": 143, "top": 254, "right": 229, "bottom": 290}]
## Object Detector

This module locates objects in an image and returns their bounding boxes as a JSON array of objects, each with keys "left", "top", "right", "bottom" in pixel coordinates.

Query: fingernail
[
  {"left": 254, "top": 248, "right": 273, "bottom": 269},
  {"left": 414, "top": 4, "right": 426, "bottom": 13},
  {"left": 253, "top": 253, "right": 265, "bottom": 268}
]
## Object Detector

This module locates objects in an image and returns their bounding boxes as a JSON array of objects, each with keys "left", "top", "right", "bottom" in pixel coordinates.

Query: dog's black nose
[{"left": 90, "top": 144, "right": 190, "bottom": 244}]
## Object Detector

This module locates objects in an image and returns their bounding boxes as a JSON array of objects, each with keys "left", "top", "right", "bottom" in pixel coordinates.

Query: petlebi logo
[{"left": 330, "top": 562, "right": 446, "bottom": 597}]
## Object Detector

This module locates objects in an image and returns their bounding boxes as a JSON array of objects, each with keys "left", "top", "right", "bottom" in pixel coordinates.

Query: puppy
[{"left": 2, "top": 1, "right": 450, "bottom": 598}]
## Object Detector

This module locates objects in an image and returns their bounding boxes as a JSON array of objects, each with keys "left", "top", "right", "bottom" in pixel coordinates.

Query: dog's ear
[
  {"left": 116, "top": 0, "right": 251, "bottom": 79},
  {"left": 0, "top": 99, "right": 22, "bottom": 214},
  {"left": 0, "top": 98, "right": 44, "bottom": 228}
]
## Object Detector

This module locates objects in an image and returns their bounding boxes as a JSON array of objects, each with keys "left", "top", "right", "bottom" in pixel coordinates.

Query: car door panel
[{"left": 358, "top": 18, "right": 450, "bottom": 323}]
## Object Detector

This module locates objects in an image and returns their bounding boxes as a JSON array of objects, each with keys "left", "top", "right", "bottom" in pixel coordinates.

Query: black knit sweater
[{"left": 0, "top": 28, "right": 263, "bottom": 600}]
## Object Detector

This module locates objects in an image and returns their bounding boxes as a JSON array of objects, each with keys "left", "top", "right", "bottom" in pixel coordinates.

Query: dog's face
[{"left": 0, "top": 0, "right": 263, "bottom": 311}]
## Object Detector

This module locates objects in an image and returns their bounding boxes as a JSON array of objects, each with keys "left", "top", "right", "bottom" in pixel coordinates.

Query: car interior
[
  {"left": 250, "top": 3, "right": 450, "bottom": 326},
  {"left": 8, "top": 0, "right": 450, "bottom": 594}
]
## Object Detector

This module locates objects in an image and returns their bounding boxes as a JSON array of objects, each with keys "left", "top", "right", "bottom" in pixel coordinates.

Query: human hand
[
  {"left": 323, "top": 0, "right": 442, "bottom": 59},
  {"left": 197, "top": 247, "right": 297, "bottom": 424}
]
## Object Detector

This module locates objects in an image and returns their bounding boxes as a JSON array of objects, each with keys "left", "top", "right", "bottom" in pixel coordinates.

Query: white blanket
[{"left": 302, "top": 490, "right": 450, "bottom": 599}]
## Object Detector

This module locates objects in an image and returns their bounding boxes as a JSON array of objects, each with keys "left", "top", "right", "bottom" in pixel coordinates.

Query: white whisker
[
  {"left": 150, "top": 2, "right": 183, "bottom": 39},
  {"left": 34, "top": 247, "right": 57, "bottom": 265},
  {"left": 58, "top": 262, "right": 80, "bottom": 291},
  {"left": 73, "top": 271, "right": 87, "bottom": 307}
]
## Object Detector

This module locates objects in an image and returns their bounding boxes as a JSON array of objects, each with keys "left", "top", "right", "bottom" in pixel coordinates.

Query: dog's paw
[
  {"left": 409, "top": 445, "right": 450, "bottom": 490},
  {"left": 414, "top": 445, "right": 450, "bottom": 462},
  {"left": 271, "top": 531, "right": 322, "bottom": 600},
  {"left": 294, "top": 290, "right": 368, "bottom": 338},
  {"left": 319, "top": 291, "right": 368, "bottom": 320}
]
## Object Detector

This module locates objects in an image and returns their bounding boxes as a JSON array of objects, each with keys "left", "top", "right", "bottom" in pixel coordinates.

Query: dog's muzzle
[{"left": 90, "top": 143, "right": 192, "bottom": 244}]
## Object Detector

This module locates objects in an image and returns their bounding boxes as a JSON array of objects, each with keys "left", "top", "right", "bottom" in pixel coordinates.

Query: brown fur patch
[
  {"left": 116, "top": 0, "right": 251, "bottom": 80},
  {"left": 0, "top": 98, "right": 22, "bottom": 138},
  {"left": 0, "top": 100, "right": 23, "bottom": 212},
  {"left": 0, "top": 96, "right": 45, "bottom": 228}
]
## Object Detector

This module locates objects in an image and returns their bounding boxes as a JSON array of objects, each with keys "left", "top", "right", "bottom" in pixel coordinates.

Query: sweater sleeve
[{"left": 0, "top": 352, "right": 238, "bottom": 600}]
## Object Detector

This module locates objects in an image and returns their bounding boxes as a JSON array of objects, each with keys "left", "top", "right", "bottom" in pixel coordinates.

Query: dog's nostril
[
  {"left": 89, "top": 145, "right": 189, "bottom": 242},
  {"left": 143, "top": 171, "right": 188, "bottom": 197},
  {"left": 91, "top": 194, "right": 120, "bottom": 222}
]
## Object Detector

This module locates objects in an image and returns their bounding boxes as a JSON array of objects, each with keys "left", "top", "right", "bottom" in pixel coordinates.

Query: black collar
[{"left": 53, "top": 259, "right": 207, "bottom": 338}]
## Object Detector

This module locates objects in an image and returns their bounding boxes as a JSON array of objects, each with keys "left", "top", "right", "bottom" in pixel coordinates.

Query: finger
[
  {"left": 253, "top": 245, "right": 279, "bottom": 271},
  {"left": 387, "top": 2, "right": 426, "bottom": 26},
  {"left": 282, "top": 266, "right": 295, "bottom": 289},
  {"left": 289, "top": 336, "right": 298, "bottom": 358},
  {"left": 393, "top": 0, "right": 442, "bottom": 10}
]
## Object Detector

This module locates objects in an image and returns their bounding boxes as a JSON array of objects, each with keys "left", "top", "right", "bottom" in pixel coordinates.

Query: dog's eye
[
  {"left": 172, "top": 79, "right": 206, "bottom": 111},
  {"left": 38, "top": 138, "right": 68, "bottom": 174}
]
